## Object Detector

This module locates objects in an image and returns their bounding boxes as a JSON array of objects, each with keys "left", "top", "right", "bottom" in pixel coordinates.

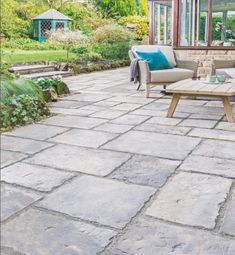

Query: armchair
[{"left": 129, "top": 45, "right": 198, "bottom": 98}]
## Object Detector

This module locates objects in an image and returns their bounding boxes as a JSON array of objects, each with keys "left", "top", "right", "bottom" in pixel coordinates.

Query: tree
[{"left": 91, "top": 0, "right": 137, "bottom": 18}]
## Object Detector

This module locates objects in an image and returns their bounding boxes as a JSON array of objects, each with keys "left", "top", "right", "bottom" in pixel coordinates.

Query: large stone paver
[
  {"left": 1, "top": 136, "right": 53, "bottom": 154},
  {"left": 1, "top": 163, "right": 75, "bottom": 192},
  {"left": 37, "top": 175, "right": 155, "bottom": 228},
  {"left": 193, "top": 140, "right": 235, "bottom": 160},
  {"left": 103, "top": 131, "right": 201, "bottom": 160},
  {"left": 179, "top": 119, "right": 218, "bottom": 128},
  {"left": 179, "top": 155, "right": 235, "bottom": 178},
  {"left": 134, "top": 123, "right": 191, "bottom": 136},
  {"left": 1, "top": 184, "right": 41, "bottom": 221},
  {"left": 189, "top": 128, "right": 235, "bottom": 141},
  {"left": 94, "top": 123, "right": 133, "bottom": 134},
  {"left": 1, "top": 208, "right": 117, "bottom": 255},
  {"left": 49, "top": 129, "right": 117, "bottom": 148},
  {"left": 106, "top": 216, "right": 235, "bottom": 255},
  {"left": 111, "top": 155, "right": 180, "bottom": 187},
  {"left": 63, "top": 93, "right": 111, "bottom": 102},
  {"left": 111, "top": 114, "right": 149, "bottom": 125},
  {"left": 146, "top": 172, "right": 232, "bottom": 228},
  {"left": 41, "top": 115, "right": 107, "bottom": 129},
  {"left": 1, "top": 150, "right": 28, "bottom": 168},
  {"left": 6, "top": 124, "right": 68, "bottom": 140},
  {"left": 25, "top": 144, "right": 131, "bottom": 176},
  {"left": 90, "top": 109, "right": 127, "bottom": 119},
  {"left": 145, "top": 116, "right": 182, "bottom": 126},
  {"left": 220, "top": 190, "right": 235, "bottom": 236}
]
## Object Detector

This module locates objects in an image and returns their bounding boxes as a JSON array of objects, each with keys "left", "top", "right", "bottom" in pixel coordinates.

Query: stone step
[
  {"left": 10, "top": 64, "right": 56, "bottom": 75},
  {"left": 21, "top": 71, "right": 72, "bottom": 79}
]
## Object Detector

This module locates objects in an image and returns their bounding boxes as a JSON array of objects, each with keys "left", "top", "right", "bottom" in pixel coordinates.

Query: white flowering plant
[{"left": 48, "top": 29, "right": 89, "bottom": 62}]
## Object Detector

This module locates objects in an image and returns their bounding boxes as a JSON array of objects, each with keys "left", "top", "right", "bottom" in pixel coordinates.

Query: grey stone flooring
[{"left": 1, "top": 67, "right": 235, "bottom": 255}]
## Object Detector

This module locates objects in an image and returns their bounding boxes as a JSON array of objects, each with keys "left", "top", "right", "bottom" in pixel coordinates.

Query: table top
[{"left": 166, "top": 79, "right": 235, "bottom": 96}]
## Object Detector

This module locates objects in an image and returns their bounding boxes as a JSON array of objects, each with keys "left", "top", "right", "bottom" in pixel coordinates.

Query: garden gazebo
[{"left": 33, "top": 9, "right": 72, "bottom": 42}]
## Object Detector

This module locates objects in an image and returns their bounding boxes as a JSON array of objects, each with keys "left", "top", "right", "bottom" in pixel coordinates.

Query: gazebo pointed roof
[{"left": 33, "top": 9, "right": 72, "bottom": 20}]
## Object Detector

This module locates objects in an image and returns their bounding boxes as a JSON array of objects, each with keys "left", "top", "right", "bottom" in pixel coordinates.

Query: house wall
[{"left": 175, "top": 49, "right": 235, "bottom": 76}]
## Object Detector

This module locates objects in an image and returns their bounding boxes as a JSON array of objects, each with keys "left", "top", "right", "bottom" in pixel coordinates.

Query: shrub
[
  {"left": 119, "top": 16, "right": 149, "bottom": 40},
  {"left": 78, "top": 52, "right": 103, "bottom": 61},
  {"left": 36, "top": 77, "right": 63, "bottom": 90},
  {"left": 0, "top": 95, "right": 50, "bottom": 132},
  {"left": 91, "top": 43, "right": 130, "bottom": 60},
  {"left": 2, "top": 38, "right": 66, "bottom": 51},
  {"left": 1, "top": 77, "right": 44, "bottom": 102},
  {"left": 71, "top": 46, "right": 88, "bottom": 54},
  {"left": 91, "top": 24, "right": 134, "bottom": 44}
]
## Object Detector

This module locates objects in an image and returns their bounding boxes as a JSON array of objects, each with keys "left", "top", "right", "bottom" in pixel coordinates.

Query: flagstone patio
[{"left": 1, "top": 67, "right": 235, "bottom": 255}]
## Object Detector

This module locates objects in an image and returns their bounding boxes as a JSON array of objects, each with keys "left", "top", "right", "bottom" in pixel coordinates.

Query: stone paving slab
[
  {"left": 145, "top": 116, "right": 183, "bottom": 126},
  {"left": 146, "top": 172, "right": 232, "bottom": 228},
  {"left": 179, "top": 119, "right": 218, "bottom": 128},
  {"left": 63, "top": 93, "right": 111, "bottom": 102},
  {"left": 51, "top": 99, "right": 91, "bottom": 109},
  {"left": 215, "top": 121, "right": 235, "bottom": 132},
  {"left": 1, "top": 163, "right": 76, "bottom": 192},
  {"left": 220, "top": 190, "right": 235, "bottom": 236},
  {"left": 37, "top": 175, "right": 155, "bottom": 228},
  {"left": 49, "top": 129, "right": 118, "bottom": 148},
  {"left": 1, "top": 184, "right": 41, "bottom": 221},
  {"left": 1, "top": 150, "right": 28, "bottom": 168},
  {"left": 193, "top": 140, "right": 235, "bottom": 160},
  {"left": 103, "top": 131, "right": 201, "bottom": 160},
  {"left": 189, "top": 113, "right": 223, "bottom": 120},
  {"left": 179, "top": 155, "right": 235, "bottom": 178},
  {"left": 111, "top": 115, "right": 150, "bottom": 125},
  {"left": 1, "top": 208, "right": 117, "bottom": 255},
  {"left": 94, "top": 123, "right": 133, "bottom": 134},
  {"left": 41, "top": 115, "right": 107, "bottom": 129},
  {"left": 105, "top": 216, "right": 235, "bottom": 255},
  {"left": 111, "top": 155, "right": 180, "bottom": 187},
  {"left": 90, "top": 109, "right": 127, "bottom": 119},
  {"left": 134, "top": 123, "right": 191, "bottom": 136},
  {"left": 111, "top": 103, "right": 142, "bottom": 111},
  {"left": 51, "top": 107, "right": 94, "bottom": 116},
  {"left": 1, "top": 136, "right": 53, "bottom": 154},
  {"left": 5, "top": 124, "right": 68, "bottom": 140},
  {"left": 188, "top": 128, "right": 235, "bottom": 142},
  {"left": 25, "top": 144, "right": 131, "bottom": 176}
]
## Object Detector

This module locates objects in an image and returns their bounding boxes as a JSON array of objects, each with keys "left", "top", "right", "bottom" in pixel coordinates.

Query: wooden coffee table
[{"left": 166, "top": 79, "right": 235, "bottom": 122}]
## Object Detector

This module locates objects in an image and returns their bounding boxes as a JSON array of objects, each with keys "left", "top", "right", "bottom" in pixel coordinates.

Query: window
[
  {"left": 179, "top": 0, "right": 235, "bottom": 47},
  {"left": 152, "top": 1, "right": 173, "bottom": 45},
  {"left": 56, "top": 22, "right": 65, "bottom": 30},
  {"left": 149, "top": 0, "right": 235, "bottom": 48},
  {"left": 40, "top": 21, "right": 52, "bottom": 37}
]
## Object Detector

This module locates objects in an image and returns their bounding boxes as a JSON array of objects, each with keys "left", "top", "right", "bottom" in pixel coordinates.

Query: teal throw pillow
[{"left": 135, "top": 50, "right": 173, "bottom": 71}]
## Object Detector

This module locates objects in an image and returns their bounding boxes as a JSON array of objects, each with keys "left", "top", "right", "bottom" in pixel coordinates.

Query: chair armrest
[
  {"left": 138, "top": 60, "right": 150, "bottom": 84},
  {"left": 176, "top": 59, "right": 199, "bottom": 77}
]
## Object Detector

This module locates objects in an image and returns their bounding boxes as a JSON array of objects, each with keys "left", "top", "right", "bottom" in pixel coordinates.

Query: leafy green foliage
[
  {"left": 0, "top": 77, "right": 44, "bottom": 102},
  {"left": 92, "top": 0, "right": 137, "bottom": 18},
  {"left": 36, "top": 77, "right": 62, "bottom": 90},
  {"left": 2, "top": 38, "right": 66, "bottom": 50},
  {"left": 1, "top": 0, "right": 46, "bottom": 38},
  {"left": 0, "top": 95, "right": 50, "bottom": 131},
  {"left": 61, "top": 3, "right": 111, "bottom": 35},
  {"left": 119, "top": 15, "right": 149, "bottom": 40},
  {"left": 91, "top": 43, "right": 130, "bottom": 60},
  {"left": 92, "top": 24, "right": 134, "bottom": 44}
]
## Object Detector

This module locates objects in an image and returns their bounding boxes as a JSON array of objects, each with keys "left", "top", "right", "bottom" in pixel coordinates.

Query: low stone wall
[{"left": 175, "top": 50, "right": 235, "bottom": 77}]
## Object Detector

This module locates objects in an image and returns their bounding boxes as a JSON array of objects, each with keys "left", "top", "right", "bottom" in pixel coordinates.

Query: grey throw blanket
[{"left": 130, "top": 58, "right": 140, "bottom": 84}]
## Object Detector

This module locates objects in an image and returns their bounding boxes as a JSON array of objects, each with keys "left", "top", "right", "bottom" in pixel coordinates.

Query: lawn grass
[{"left": 2, "top": 49, "right": 77, "bottom": 64}]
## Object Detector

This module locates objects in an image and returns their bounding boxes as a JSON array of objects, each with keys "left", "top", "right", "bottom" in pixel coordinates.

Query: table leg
[
  {"left": 222, "top": 96, "right": 234, "bottom": 122},
  {"left": 167, "top": 94, "right": 181, "bottom": 118}
]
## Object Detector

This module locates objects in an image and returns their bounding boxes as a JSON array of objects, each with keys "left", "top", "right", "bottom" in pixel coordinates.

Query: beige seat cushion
[
  {"left": 150, "top": 68, "right": 194, "bottom": 83},
  {"left": 131, "top": 45, "right": 177, "bottom": 67},
  {"left": 216, "top": 68, "right": 235, "bottom": 78}
]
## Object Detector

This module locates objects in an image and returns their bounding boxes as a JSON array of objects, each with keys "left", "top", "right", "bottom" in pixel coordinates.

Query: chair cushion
[
  {"left": 216, "top": 68, "right": 235, "bottom": 78},
  {"left": 150, "top": 68, "right": 194, "bottom": 83},
  {"left": 132, "top": 45, "right": 177, "bottom": 66},
  {"left": 136, "top": 50, "right": 173, "bottom": 71}
]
